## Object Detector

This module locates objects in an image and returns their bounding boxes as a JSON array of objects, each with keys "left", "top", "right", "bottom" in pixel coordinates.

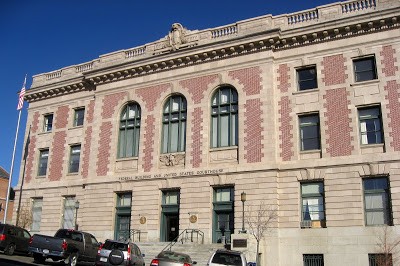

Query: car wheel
[
  {"left": 33, "top": 253, "right": 46, "bottom": 263},
  {"left": 4, "top": 243, "right": 16, "bottom": 255},
  {"left": 108, "top": 249, "right": 124, "bottom": 265},
  {"left": 65, "top": 252, "right": 78, "bottom": 266}
]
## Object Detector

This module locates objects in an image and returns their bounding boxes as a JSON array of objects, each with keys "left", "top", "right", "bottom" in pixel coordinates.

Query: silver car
[
  {"left": 207, "top": 249, "right": 248, "bottom": 266},
  {"left": 95, "top": 239, "right": 145, "bottom": 266},
  {"left": 150, "top": 250, "right": 197, "bottom": 266}
]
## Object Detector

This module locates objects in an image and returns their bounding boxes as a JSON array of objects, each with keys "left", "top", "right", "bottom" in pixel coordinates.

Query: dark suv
[
  {"left": 95, "top": 239, "right": 145, "bottom": 266},
  {"left": 0, "top": 224, "right": 31, "bottom": 255}
]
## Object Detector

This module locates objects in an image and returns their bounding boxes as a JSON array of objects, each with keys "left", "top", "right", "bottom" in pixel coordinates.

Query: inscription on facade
[{"left": 119, "top": 168, "right": 224, "bottom": 181}]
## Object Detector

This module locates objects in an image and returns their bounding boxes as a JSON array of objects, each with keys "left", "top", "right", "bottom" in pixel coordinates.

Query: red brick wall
[
  {"left": 323, "top": 88, "right": 353, "bottom": 157},
  {"left": 277, "top": 64, "right": 291, "bottom": 93},
  {"left": 82, "top": 100, "right": 95, "bottom": 178},
  {"left": 180, "top": 75, "right": 218, "bottom": 168},
  {"left": 229, "top": 67, "right": 262, "bottom": 95},
  {"left": 0, "top": 178, "right": 14, "bottom": 223},
  {"left": 137, "top": 84, "right": 170, "bottom": 172},
  {"left": 48, "top": 132, "right": 67, "bottom": 181},
  {"left": 25, "top": 112, "right": 40, "bottom": 184},
  {"left": 381, "top": 45, "right": 398, "bottom": 77},
  {"left": 385, "top": 81, "right": 400, "bottom": 151},
  {"left": 322, "top": 54, "right": 348, "bottom": 86},
  {"left": 96, "top": 93, "right": 127, "bottom": 176}
]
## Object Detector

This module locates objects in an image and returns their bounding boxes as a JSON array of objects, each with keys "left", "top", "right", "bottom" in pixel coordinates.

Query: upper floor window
[
  {"left": 299, "top": 114, "right": 320, "bottom": 151},
  {"left": 297, "top": 66, "right": 318, "bottom": 91},
  {"left": 353, "top": 56, "right": 377, "bottom": 82},
  {"left": 162, "top": 95, "right": 187, "bottom": 153},
  {"left": 73, "top": 108, "right": 85, "bottom": 127},
  {"left": 363, "top": 177, "right": 392, "bottom": 226},
  {"left": 43, "top": 114, "right": 53, "bottom": 132},
  {"left": 117, "top": 193, "right": 132, "bottom": 207},
  {"left": 358, "top": 106, "right": 383, "bottom": 145},
  {"left": 118, "top": 103, "right": 141, "bottom": 158},
  {"left": 37, "top": 149, "right": 49, "bottom": 176},
  {"left": 301, "top": 182, "right": 325, "bottom": 223},
  {"left": 214, "top": 187, "right": 234, "bottom": 202},
  {"left": 162, "top": 190, "right": 179, "bottom": 205},
  {"left": 211, "top": 87, "right": 238, "bottom": 148},
  {"left": 69, "top": 144, "right": 81, "bottom": 173}
]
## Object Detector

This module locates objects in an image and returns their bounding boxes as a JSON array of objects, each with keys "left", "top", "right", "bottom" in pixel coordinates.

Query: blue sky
[{"left": 0, "top": 0, "right": 339, "bottom": 187}]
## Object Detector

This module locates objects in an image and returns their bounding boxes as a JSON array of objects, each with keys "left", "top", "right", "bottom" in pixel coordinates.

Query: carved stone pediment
[{"left": 159, "top": 153, "right": 185, "bottom": 167}]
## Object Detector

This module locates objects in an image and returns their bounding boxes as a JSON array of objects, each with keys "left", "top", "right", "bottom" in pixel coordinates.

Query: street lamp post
[
  {"left": 74, "top": 200, "right": 80, "bottom": 230},
  {"left": 240, "top": 192, "right": 246, "bottom": 233}
]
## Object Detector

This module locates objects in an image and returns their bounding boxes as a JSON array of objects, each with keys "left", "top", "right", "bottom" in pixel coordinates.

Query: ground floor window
[
  {"left": 303, "top": 254, "right": 324, "bottom": 266},
  {"left": 31, "top": 198, "right": 43, "bottom": 232},
  {"left": 368, "top": 253, "right": 392, "bottom": 266}
]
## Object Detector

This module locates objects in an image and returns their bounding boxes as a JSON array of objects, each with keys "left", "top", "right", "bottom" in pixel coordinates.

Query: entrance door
[
  {"left": 213, "top": 212, "right": 233, "bottom": 243},
  {"left": 166, "top": 214, "right": 179, "bottom": 241},
  {"left": 115, "top": 215, "right": 130, "bottom": 240}
]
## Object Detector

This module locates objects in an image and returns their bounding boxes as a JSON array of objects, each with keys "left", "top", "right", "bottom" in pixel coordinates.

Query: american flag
[{"left": 17, "top": 76, "right": 26, "bottom": 110}]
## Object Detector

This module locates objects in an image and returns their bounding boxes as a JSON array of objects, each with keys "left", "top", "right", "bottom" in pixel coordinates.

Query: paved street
[{"left": 0, "top": 252, "right": 94, "bottom": 266}]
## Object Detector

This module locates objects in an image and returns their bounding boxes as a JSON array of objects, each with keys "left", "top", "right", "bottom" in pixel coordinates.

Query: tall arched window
[
  {"left": 211, "top": 87, "right": 238, "bottom": 148},
  {"left": 118, "top": 103, "right": 141, "bottom": 158},
  {"left": 162, "top": 95, "right": 187, "bottom": 153}
]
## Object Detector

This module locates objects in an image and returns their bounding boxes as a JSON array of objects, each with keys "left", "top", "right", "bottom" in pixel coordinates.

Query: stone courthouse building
[{"left": 15, "top": 0, "right": 400, "bottom": 265}]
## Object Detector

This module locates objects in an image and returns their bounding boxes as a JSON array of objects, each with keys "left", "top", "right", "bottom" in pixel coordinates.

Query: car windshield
[
  {"left": 103, "top": 241, "right": 128, "bottom": 251},
  {"left": 212, "top": 253, "right": 242, "bottom": 266},
  {"left": 158, "top": 251, "right": 191, "bottom": 263}
]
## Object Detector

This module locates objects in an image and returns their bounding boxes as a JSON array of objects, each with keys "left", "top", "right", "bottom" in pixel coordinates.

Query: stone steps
[{"left": 138, "top": 241, "right": 225, "bottom": 265}]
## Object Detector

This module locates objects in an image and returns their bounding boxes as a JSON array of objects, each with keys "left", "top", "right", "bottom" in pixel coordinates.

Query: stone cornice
[{"left": 25, "top": 2, "right": 400, "bottom": 103}]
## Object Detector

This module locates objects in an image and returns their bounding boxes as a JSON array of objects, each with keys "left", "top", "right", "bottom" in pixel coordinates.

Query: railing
[
  {"left": 342, "top": 0, "right": 376, "bottom": 13},
  {"left": 130, "top": 229, "right": 141, "bottom": 242},
  {"left": 46, "top": 70, "right": 62, "bottom": 80},
  {"left": 75, "top": 62, "right": 93, "bottom": 73},
  {"left": 125, "top": 46, "right": 146, "bottom": 58},
  {"left": 211, "top": 25, "right": 237, "bottom": 39},
  {"left": 287, "top": 9, "right": 319, "bottom": 25},
  {"left": 162, "top": 229, "right": 204, "bottom": 252}
]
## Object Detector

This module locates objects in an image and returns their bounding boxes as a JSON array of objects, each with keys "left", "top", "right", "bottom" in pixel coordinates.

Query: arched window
[
  {"left": 118, "top": 103, "right": 141, "bottom": 158},
  {"left": 162, "top": 95, "right": 187, "bottom": 153},
  {"left": 211, "top": 87, "right": 238, "bottom": 148}
]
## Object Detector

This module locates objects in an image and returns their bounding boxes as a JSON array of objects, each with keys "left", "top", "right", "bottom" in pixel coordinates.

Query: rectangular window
[
  {"left": 117, "top": 193, "right": 132, "bottom": 207},
  {"left": 43, "top": 114, "right": 53, "bottom": 132},
  {"left": 31, "top": 198, "right": 43, "bottom": 232},
  {"left": 369, "top": 253, "right": 393, "bottom": 266},
  {"left": 354, "top": 56, "right": 377, "bottom": 82},
  {"left": 297, "top": 66, "right": 318, "bottom": 91},
  {"left": 299, "top": 114, "right": 321, "bottom": 151},
  {"left": 359, "top": 106, "right": 383, "bottom": 145},
  {"left": 69, "top": 145, "right": 81, "bottom": 173},
  {"left": 163, "top": 191, "right": 179, "bottom": 205},
  {"left": 214, "top": 187, "right": 233, "bottom": 202},
  {"left": 364, "top": 177, "right": 392, "bottom": 225},
  {"left": 37, "top": 149, "right": 49, "bottom": 176},
  {"left": 303, "top": 254, "right": 324, "bottom": 266},
  {"left": 73, "top": 108, "right": 85, "bottom": 127},
  {"left": 63, "top": 196, "right": 76, "bottom": 229},
  {"left": 301, "top": 182, "right": 325, "bottom": 222}
]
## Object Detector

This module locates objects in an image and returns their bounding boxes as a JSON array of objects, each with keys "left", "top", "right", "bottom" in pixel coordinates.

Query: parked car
[
  {"left": 29, "top": 228, "right": 101, "bottom": 266},
  {"left": 0, "top": 224, "right": 31, "bottom": 255},
  {"left": 95, "top": 239, "right": 145, "bottom": 266},
  {"left": 150, "top": 250, "right": 197, "bottom": 266},
  {"left": 207, "top": 249, "right": 247, "bottom": 266}
]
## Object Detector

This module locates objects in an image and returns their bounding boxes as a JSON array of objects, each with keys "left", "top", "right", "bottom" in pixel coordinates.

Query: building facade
[
  {"left": 0, "top": 166, "right": 14, "bottom": 223},
  {"left": 15, "top": 0, "right": 400, "bottom": 265}
]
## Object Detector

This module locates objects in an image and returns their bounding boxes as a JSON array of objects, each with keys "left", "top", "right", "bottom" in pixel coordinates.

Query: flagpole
[{"left": 3, "top": 76, "right": 27, "bottom": 224}]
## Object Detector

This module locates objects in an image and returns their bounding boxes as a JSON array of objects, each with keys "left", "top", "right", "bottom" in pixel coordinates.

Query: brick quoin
[
  {"left": 101, "top": 92, "right": 127, "bottom": 119},
  {"left": 180, "top": 75, "right": 217, "bottom": 168},
  {"left": 244, "top": 99, "right": 264, "bottom": 163},
  {"left": 86, "top": 99, "right": 95, "bottom": 124},
  {"left": 24, "top": 136, "right": 36, "bottom": 184},
  {"left": 381, "top": 45, "right": 398, "bottom": 77},
  {"left": 277, "top": 64, "right": 291, "bottom": 93},
  {"left": 55, "top": 106, "right": 69, "bottom": 129},
  {"left": 82, "top": 126, "right": 92, "bottom": 178},
  {"left": 191, "top": 108, "right": 203, "bottom": 168},
  {"left": 48, "top": 131, "right": 67, "bottom": 181},
  {"left": 180, "top": 75, "right": 218, "bottom": 104},
  {"left": 324, "top": 88, "right": 353, "bottom": 157},
  {"left": 142, "top": 115, "right": 155, "bottom": 172},
  {"left": 322, "top": 54, "right": 348, "bottom": 86},
  {"left": 229, "top": 67, "right": 262, "bottom": 96},
  {"left": 96, "top": 122, "right": 112, "bottom": 176},
  {"left": 31, "top": 112, "right": 40, "bottom": 133},
  {"left": 278, "top": 96, "right": 293, "bottom": 161},
  {"left": 137, "top": 84, "right": 170, "bottom": 111},
  {"left": 385, "top": 81, "right": 400, "bottom": 151}
]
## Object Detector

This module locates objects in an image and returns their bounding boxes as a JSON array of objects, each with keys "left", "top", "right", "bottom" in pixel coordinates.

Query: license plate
[
  {"left": 43, "top": 249, "right": 49, "bottom": 254},
  {"left": 100, "top": 257, "right": 107, "bottom": 262}
]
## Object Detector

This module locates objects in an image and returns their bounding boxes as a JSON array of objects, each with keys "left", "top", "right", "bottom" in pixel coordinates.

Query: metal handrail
[
  {"left": 162, "top": 229, "right": 204, "bottom": 252},
  {"left": 130, "top": 229, "right": 141, "bottom": 242}
]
